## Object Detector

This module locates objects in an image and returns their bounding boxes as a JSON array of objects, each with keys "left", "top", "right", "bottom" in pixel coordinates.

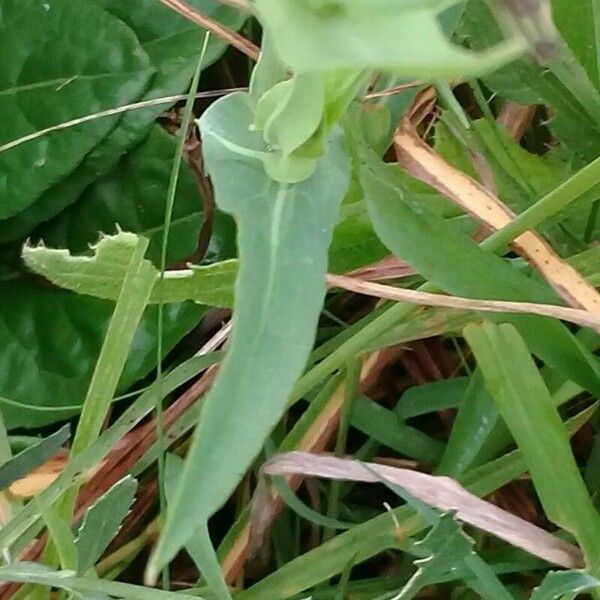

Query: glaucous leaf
[
  {"left": 253, "top": 0, "right": 524, "bottom": 77},
  {"left": 147, "top": 91, "right": 351, "bottom": 584}
]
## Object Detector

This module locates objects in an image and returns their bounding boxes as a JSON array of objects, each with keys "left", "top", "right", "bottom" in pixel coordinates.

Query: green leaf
[
  {"left": 35, "top": 126, "right": 235, "bottom": 267},
  {"left": 36, "top": 494, "right": 77, "bottom": 571},
  {"left": 462, "top": 0, "right": 600, "bottom": 165},
  {"left": 0, "top": 0, "right": 154, "bottom": 220},
  {"left": 0, "top": 353, "right": 221, "bottom": 554},
  {"left": 0, "top": 0, "right": 245, "bottom": 242},
  {"left": 253, "top": 0, "right": 524, "bottom": 77},
  {"left": 361, "top": 153, "right": 600, "bottom": 397},
  {"left": 350, "top": 396, "right": 444, "bottom": 464},
  {"left": 147, "top": 91, "right": 350, "bottom": 583},
  {"left": 531, "top": 570, "right": 600, "bottom": 600},
  {"left": 23, "top": 233, "right": 237, "bottom": 308},
  {"left": 0, "top": 425, "right": 69, "bottom": 491},
  {"left": 464, "top": 321, "right": 600, "bottom": 572},
  {"left": 550, "top": 0, "right": 600, "bottom": 89},
  {"left": 164, "top": 454, "right": 231, "bottom": 599},
  {"left": 397, "top": 378, "right": 468, "bottom": 420},
  {"left": 75, "top": 476, "right": 138, "bottom": 573},
  {"left": 0, "top": 563, "right": 201, "bottom": 600}
]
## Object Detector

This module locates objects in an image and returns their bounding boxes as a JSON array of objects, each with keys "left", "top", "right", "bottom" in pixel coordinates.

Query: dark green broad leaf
[
  {"left": 75, "top": 476, "right": 137, "bottom": 573},
  {"left": 0, "top": 425, "right": 69, "bottom": 491},
  {"left": 361, "top": 153, "right": 600, "bottom": 398},
  {"left": 0, "top": 0, "right": 154, "bottom": 220},
  {"left": 147, "top": 91, "right": 351, "bottom": 585},
  {"left": 0, "top": 0, "right": 245, "bottom": 242},
  {"left": 0, "top": 279, "right": 204, "bottom": 429},
  {"left": 35, "top": 126, "right": 236, "bottom": 267}
]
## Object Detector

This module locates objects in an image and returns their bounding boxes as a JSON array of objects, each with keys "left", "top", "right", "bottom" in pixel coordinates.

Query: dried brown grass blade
[
  {"left": 395, "top": 89, "right": 600, "bottom": 314},
  {"left": 327, "top": 273, "right": 600, "bottom": 334},
  {"left": 262, "top": 452, "right": 584, "bottom": 570},
  {"left": 157, "top": 0, "right": 259, "bottom": 60}
]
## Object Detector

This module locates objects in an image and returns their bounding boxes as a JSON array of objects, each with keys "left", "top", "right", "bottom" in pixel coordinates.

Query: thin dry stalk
[{"left": 327, "top": 273, "right": 600, "bottom": 334}]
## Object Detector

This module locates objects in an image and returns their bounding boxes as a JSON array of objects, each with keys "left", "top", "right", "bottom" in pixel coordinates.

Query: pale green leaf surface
[
  {"left": 531, "top": 570, "right": 600, "bottom": 600},
  {"left": 148, "top": 91, "right": 350, "bottom": 581},
  {"left": 75, "top": 476, "right": 138, "bottom": 573},
  {"left": 23, "top": 235, "right": 237, "bottom": 308},
  {"left": 254, "top": 0, "right": 524, "bottom": 77},
  {"left": 0, "top": 0, "right": 154, "bottom": 220},
  {"left": 0, "top": 563, "right": 202, "bottom": 600}
]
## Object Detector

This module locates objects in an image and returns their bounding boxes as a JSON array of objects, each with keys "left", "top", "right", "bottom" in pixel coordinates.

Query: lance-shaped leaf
[
  {"left": 146, "top": 91, "right": 350, "bottom": 584},
  {"left": 0, "top": 425, "right": 69, "bottom": 491},
  {"left": 75, "top": 476, "right": 137, "bottom": 573}
]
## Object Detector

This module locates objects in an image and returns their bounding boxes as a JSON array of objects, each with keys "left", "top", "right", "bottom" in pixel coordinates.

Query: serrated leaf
[
  {"left": 531, "top": 570, "right": 600, "bottom": 600},
  {"left": 75, "top": 475, "right": 137, "bottom": 573},
  {"left": 253, "top": 0, "right": 524, "bottom": 77},
  {"left": 147, "top": 91, "right": 350, "bottom": 586},
  {"left": 0, "top": 425, "right": 69, "bottom": 491},
  {"left": 0, "top": 0, "right": 154, "bottom": 220},
  {"left": 23, "top": 233, "right": 237, "bottom": 308},
  {"left": 35, "top": 126, "right": 235, "bottom": 267},
  {"left": 397, "top": 513, "right": 476, "bottom": 599}
]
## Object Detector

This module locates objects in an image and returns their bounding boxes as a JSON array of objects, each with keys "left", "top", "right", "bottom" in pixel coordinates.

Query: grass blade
[{"left": 464, "top": 321, "right": 600, "bottom": 578}]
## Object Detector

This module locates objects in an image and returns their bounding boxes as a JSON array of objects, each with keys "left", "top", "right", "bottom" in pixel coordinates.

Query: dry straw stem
[
  {"left": 262, "top": 452, "right": 584, "bottom": 570},
  {"left": 0, "top": 89, "right": 246, "bottom": 155},
  {"left": 158, "top": 0, "right": 260, "bottom": 60},
  {"left": 395, "top": 88, "right": 600, "bottom": 315},
  {"left": 327, "top": 273, "right": 600, "bottom": 334}
]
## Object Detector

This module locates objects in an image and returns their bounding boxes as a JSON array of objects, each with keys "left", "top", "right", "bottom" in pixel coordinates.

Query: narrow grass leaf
[
  {"left": 0, "top": 425, "right": 69, "bottom": 492},
  {"left": 35, "top": 496, "right": 77, "bottom": 571},
  {"left": 147, "top": 92, "right": 350, "bottom": 582},
  {"left": 350, "top": 396, "right": 444, "bottom": 464},
  {"left": 0, "top": 563, "right": 202, "bottom": 600},
  {"left": 75, "top": 476, "right": 137, "bottom": 573},
  {"left": 464, "top": 321, "right": 600, "bottom": 573}
]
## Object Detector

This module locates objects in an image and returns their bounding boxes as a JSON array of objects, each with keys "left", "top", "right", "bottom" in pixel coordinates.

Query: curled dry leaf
[
  {"left": 261, "top": 452, "right": 584, "bottom": 570},
  {"left": 395, "top": 88, "right": 600, "bottom": 315},
  {"left": 327, "top": 273, "right": 600, "bottom": 334}
]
